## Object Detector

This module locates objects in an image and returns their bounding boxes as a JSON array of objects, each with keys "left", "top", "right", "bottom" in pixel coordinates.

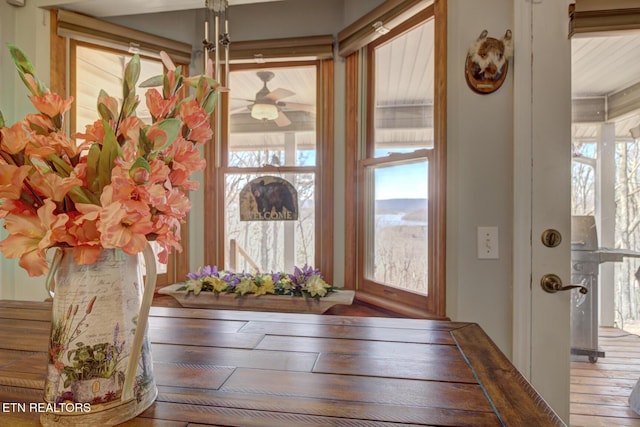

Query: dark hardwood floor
[{"left": 153, "top": 294, "right": 640, "bottom": 426}]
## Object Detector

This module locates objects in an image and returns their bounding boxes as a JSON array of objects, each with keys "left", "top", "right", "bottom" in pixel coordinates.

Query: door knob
[{"left": 541, "top": 274, "right": 588, "bottom": 294}]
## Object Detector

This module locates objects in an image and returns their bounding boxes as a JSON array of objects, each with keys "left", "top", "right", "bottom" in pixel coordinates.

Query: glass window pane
[
  {"left": 224, "top": 173, "right": 315, "bottom": 273},
  {"left": 374, "top": 19, "right": 434, "bottom": 157},
  {"left": 365, "top": 161, "right": 428, "bottom": 295},
  {"left": 228, "top": 66, "right": 316, "bottom": 167},
  {"left": 571, "top": 142, "right": 596, "bottom": 216}
]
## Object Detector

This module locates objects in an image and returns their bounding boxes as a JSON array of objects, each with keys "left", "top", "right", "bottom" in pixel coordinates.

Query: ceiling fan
[{"left": 231, "top": 70, "right": 315, "bottom": 127}]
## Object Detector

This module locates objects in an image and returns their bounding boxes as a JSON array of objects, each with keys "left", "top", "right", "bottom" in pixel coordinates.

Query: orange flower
[
  {"left": 157, "top": 187, "right": 191, "bottom": 218},
  {"left": 29, "top": 168, "right": 82, "bottom": 202},
  {"left": 165, "top": 137, "right": 205, "bottom": 190},
  {"left": 0, "top": 164, "right": 31, "bottom": 200},
  {"left": 25, "top": 113, "right": 56, "bottom": 134},
  {"left": 25, "top": 134, "right": 57, "bottom": 159},
  {"left": 146, "top": 89, "right": 178, "bottom": 120},
  {"left": 98, "top": 201, "right": 154, "bottom": 255},
  {"left": 74, "top": 119, "right": 105, "bottom": 144},
  {"left": 0, "top": 200, "right": 69, "bottom": 276},
  {"left": 0, "top": 121, "right": 32, "bottom": 154},
  {"left": 29, "top": 93, "right": 73, "bottom": 119},
  {"left": 180, "top": 100, "right": 213, "bottom": 144}
]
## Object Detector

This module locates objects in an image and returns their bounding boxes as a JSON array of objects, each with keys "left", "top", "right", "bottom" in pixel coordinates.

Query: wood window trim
[
  {"left": 55, "top": 9, "right": 191, "bottom": 64},
  {"left": 231, "top": 35, "right": 334, "bottom": 63},
  {"left": 338, "top": 0, "right": 434, "bottom": 57},
  {"left": 569, "top": 2, "right": 640, "bottom": 37},
  {"left": 344, "top": 0, "right": 446, "bottom": 319},
  {"left": 204, "top": 59, "right": 334, "bottom": 279}
]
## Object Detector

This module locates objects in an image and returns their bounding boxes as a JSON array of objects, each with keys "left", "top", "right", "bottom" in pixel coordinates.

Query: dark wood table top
[{"left": 0, "top": 300, "right": 565, "bottom": 426}]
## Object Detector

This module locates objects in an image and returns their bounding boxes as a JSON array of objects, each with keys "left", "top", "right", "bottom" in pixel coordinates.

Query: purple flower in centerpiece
[
  {"left": 187, "top": 265, "right": 219, "bottom": 280},
  {"left": 289, "top": 264, "right": 321, "bottom": 285},
  {"left": 222, "top": 272, "right": 241, "bottom": 288}
]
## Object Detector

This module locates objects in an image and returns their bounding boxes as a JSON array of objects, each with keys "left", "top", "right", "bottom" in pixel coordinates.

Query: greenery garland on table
[{"left": 180, "top": 264, "right": 335, "bottom": 300}]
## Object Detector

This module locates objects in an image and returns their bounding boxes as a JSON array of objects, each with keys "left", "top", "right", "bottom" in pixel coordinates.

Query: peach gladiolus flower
[
  {"left": 146, "top": 89, "right": 178, "bottom": 120},
  {"left": 25, "top": 134, "right": 58, "bottom": 158},
  {"left": 64, "top": 206, "right": 102, "bottom": 265},
  {"left": 0, "top": 200, "right": 69, "bottom": 276},
  {"left": 29, "top": 169, "right": 82, "bottom": 202},
  {"left": 0, "top": 164, "right": 31, "bottom": 200},
  {"left": 30, "top": 93, "right": 73, "bottom": 118},
  {"left": 74, "top": 119, "right": 105, "bottom": 144},
  {"left": 0, "top": 121, "right": 32, "bottom": 154},
  {"left": 165, "top": 137, "right": 205, "bottom": 190},
  {"left": 180, "top": 100, "right": 213, "bottom": 144},
  {"left": 98, "top": 201, "right": 154, "bottom": 255},
  {"left": 25, "top": 113, "right": 56, "bottom": 134}
]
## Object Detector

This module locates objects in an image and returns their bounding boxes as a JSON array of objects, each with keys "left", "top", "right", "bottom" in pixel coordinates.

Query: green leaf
[
  {"left": 85, "top": 144, "right": 101, "bottom": 193},
  {"left": 201, "top": 90, "right": 219, "bottom": 115},
  {"left": 97, "top": 120, "right": 121, "bottom": 192},
  {"left": 123, "top": 55, "right": 140, "bottom": 100},
  {"left": 68, "top": 186, "right": 100, "bottom": 205},
  {"left": 0, "top": 110, "right": 5, "bottom": 128},
  {"left": 139, "top": 75, "right": 163, "bottom": 88},
  {"left": 121, "top": 93, "right": 139, "bottom": 118},
  {"left": 153, "top": 118, "right": 181, "bottom": 152},
  {"left": 46, "top": 154, "right": 73, "bottom": 177},
  {"left": 7, "top": 44, "right": 47, "bottom": 96}
]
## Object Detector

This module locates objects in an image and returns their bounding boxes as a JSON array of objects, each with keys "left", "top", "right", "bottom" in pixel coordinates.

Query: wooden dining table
[{"left": 0, "top": 299, "right": 565, "bottom": 426}]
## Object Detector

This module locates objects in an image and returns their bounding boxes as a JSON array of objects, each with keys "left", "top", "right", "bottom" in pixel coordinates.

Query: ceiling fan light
[{"left": 251, "top": 103, "right": 279, "bottom": 121}]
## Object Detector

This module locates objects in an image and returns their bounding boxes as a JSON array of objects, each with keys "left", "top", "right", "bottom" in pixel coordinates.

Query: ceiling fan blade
[
  {"left": 266, "top": 88, "right": 295, "bottom": 101},
  {"left": 230, "top": 105, "right": 251, "bottom": 115},
  {"left": 274, "top": 110, "right": 292, "bottom": 127},
  {"left": 278, "top": 102, "right": 316, "bottom": 113}
]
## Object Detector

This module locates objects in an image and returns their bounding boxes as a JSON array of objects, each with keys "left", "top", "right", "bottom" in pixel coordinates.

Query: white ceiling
[
  {"left": 572, "top": 33, "right": 640, "bottom": 141},
  {"left": 35, "top": 0, "right": 283, "bottom": 18}
]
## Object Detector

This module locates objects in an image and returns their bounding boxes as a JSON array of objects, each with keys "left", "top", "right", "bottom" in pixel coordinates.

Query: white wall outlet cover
[{"left": 477, "top": 226, "right": 499, "bottom": 259}]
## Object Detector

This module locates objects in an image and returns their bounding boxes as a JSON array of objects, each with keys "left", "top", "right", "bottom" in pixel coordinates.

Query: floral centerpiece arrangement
[
  {"left": 0, "top": 45, "right": 220, "bottom": 276},
  {"left": 181, "top": 264, "right": 334, "bottom": 299}
]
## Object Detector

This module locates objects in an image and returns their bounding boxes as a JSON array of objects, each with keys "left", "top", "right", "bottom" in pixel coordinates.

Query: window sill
[{"left": 354, "top": 291, "right": 449, "bottom": 320}]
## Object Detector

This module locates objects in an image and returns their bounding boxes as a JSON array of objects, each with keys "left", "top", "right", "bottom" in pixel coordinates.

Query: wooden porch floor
[{"left": 571, "top": 327, "right": 640, "bottom": 426}]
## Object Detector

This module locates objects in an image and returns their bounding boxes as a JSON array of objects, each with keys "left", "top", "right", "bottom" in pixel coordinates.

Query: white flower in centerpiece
[{"left": 305, "top": 275, "right": 330, "bottom": 298}]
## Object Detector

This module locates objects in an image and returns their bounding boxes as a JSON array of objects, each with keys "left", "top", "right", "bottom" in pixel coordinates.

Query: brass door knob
[{"left": 541, "top": 274, "right": 587, "bottom": 294}]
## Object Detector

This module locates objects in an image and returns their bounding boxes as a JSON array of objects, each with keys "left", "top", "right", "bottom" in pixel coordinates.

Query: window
[
  {"left": 206, "top": 60, "right": 334, "bottom": 275},
  {"left": 344, "top": 3, "right": 446, "bottom": 318}
]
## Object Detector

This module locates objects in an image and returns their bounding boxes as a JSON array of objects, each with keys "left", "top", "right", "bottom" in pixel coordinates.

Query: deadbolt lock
[{"left": 541, "top": 229, "right": 562, "bottom": 248}]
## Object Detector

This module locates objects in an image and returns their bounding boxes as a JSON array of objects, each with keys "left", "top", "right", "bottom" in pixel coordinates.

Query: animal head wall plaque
[
  {"left": 465, "top": 29, "right": 513, "bottom": 94},
  {"left": 240, "top": 176, "right": 299, "bottom": 221}
]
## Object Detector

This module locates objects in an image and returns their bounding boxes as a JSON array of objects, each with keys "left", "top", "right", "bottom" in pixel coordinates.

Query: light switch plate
[{"left": 477, "top": 226, "right": 499, "bottom": 259}]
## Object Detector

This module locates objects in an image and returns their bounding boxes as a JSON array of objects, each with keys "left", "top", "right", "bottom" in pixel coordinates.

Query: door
[{"left": 513, "top": 0, "right": 573, "bottom": 422}]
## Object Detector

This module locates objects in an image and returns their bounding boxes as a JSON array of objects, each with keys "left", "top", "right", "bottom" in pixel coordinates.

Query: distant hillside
[{"left": 375, "top": 199, "right": 427, "bottom": 214}]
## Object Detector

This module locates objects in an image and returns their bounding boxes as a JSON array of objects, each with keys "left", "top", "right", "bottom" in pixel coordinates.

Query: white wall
[
  {"left": 446, "top": 0, "right": 514, "bottom": 355},
  {"left": 0, "top": 0, "right": 525, "bottom": 358},
  {"left": 0, "top": 1, "right": 53, "bottom": 302}
]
